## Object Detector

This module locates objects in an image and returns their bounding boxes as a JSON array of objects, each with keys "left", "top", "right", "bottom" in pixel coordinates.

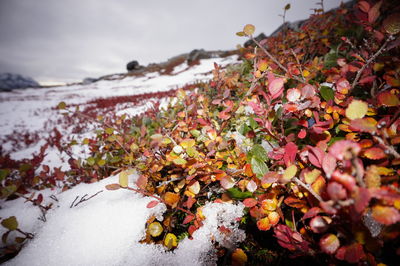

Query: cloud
[{"left": 0, "top": 0, "right": 347, "bottom": 83}]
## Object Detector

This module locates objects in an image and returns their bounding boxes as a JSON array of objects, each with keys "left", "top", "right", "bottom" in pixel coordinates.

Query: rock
[
  {"left": 82, "top": 77, "right": 97, "bottom": 84},
  {"left": 0, "top": 73, "right": 40, "bottom": 91},
  {"left": 244, "top": 33, "right": 267, "bottom": 48},
  {"left": 187, "top": 49, "right": 210, "bottom": 63},
  {"left": 126, "top": 60, "right": 142, "bottom": 71}
]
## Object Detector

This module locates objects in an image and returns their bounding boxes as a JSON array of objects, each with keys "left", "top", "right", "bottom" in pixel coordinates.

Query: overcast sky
[{"left": 0, "top": 0, "right": 346, "bottom": 84}]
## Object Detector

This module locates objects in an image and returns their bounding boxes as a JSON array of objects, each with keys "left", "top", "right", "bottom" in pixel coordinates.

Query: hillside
[{"left": 1, "top": 0, "right": 400, "bottom": 265}]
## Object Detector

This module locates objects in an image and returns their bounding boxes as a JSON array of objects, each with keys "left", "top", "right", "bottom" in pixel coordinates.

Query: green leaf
[
  {"left": 227, "top": 188, "right": 253, "bottom": 199},
  {"left": 320, "top": 86, "right": 335, "bottom": 101},
  {"left": 251, "top": 157, "right": 269, "bottom": 179},
  {"left": 324, "top": 51, "right": 339, "bottom": 68},
  {"left": 284, "top": 3, "right": 291, "bottom": 10},
  {"left": 57, "top": 101, "right": 66, "bottom": 109},
  {"left": 1, "top": 216, "right": 18, "bottom": 231},
  {"left": 105, "top": 128, "right": 114, "bottom": 134},
  {"left": 19, "top": 164, "right": 32, "bottom": 172},
  {"left": 173, "top": 158, "right": 187, "bottom": 165},
  {"left": 190, "top": 129, "right": 200, "bottom": 138},
  {"left": 87, "top": 157, "right": 95, "bottom": 166},
  {"left": 249, "top": 144, "right": 268, "bottom": 162},
  {"left": 238, "top": 123, "right": 250, "bottom": 135},
  {"left": 1, "top": 185, "right": 17, "bottom": 199},
  {"left": 249, "top": 117, "right": 258, "bottom": 129},
  {"left": 0, "top": 169, "right": 10, "bottom": 182}
]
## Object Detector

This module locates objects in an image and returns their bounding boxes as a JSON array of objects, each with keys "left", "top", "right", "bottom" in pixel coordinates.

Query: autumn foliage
[{"left": 1, "top": 0, "right": 400, "bottom": 264}]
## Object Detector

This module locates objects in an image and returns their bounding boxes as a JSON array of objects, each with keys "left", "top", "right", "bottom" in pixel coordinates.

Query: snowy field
[{"left": 0, "top": 56, "right": 247, "bottom": 265}]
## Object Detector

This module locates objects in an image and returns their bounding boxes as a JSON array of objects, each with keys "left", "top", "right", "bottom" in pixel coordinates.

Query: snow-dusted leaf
[{"left": 320, "top": 233, "right": 340, "bottom": 254}]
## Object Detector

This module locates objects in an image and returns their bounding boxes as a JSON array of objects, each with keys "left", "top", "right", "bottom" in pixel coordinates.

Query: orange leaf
[
  {"left": 232, "top": 248, "right": 248, "bottom": 266},
  {"left": 377, "top": 91, "right": 400, "bottom": 107},
  {"left": 164, "top": 192, "right": 180, "bottom": 208},
  {"left": 372, "top": 205, "right": 400, "bottom": 225},
  {"left": 363, "top": 147, "right": 386, "bottom": 160},
  {"left": 105, "top": 184, "right": 121, "bottom": 190},
  {"left": 349, "top": 117, "right": 377, "bottom": 133}
]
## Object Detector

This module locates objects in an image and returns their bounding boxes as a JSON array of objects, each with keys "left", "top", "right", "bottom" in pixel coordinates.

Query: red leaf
[
  {"left": 188, "top": 225, "right": 198, "bottom": 236},
  {"left": 298, "top": 129, "right": 307, "bottom": 139},
  {"left": 322, "top": 153, "right": 336, "bottom": 178},
  {"left": 35, "top": 194, "right": 43, "bottom": 205},
  {"left": 284, "top": 142, "right": 298, "bottom": 167},
  {"left": 368, "top": 1, "right": 382, "bottom": 24},
  {"left": 243, "top": 198, "right": 258, "bottom": 208},
  {"left": 372, "top": 205, "right": 400, "bottom": 225},
  {"left": 274, "top": 224, "right": 310, "bottom": 252},
  {"left": 336, "top": 243, "right": 366, "bottom": 264},
  {"left": 327, "top": 182, "right": 347, "bottom": 201},
  {"left": 332, "top": 170, "right": 356, "bottom": 191},
  {"left": 302, "top": 207, "right": 322, "bottom": 220},
  {"left": 328, "top": 140, "right": 361, "bottom": 161},
  {"left": 182, "top": 215, "right": 195, "bottom": 225},
  {"left": 269, "top": 78, "right": 284, "bottom": 99},
  {"left": 308, "top": 146, "right": 324, "bottom": 168},
  {"left": 353, "top": 187, "right": 371, "bottom": 213},
  {"left": 320, "top": 234, "right": 340, "bottom": 254},
  {"left": 358, "top": 1, "right": 370, "bottom": 13},
  {"left": 146, "top": 200, "right": 159, "bottom": 209}
]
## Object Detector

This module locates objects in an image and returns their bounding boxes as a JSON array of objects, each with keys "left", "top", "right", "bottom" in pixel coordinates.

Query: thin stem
[
  {"left": 293, "top": 177, "right": 324, "bottom": 202},
  {"left": 251, "top": 36, "right": 305, "bottom": 83},
  {"left": 351, "top": 37, "right": 393, "bottom": 89}
]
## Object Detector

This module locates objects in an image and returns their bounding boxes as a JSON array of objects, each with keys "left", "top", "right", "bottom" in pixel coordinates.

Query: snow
[
  {"left": 2, "top": 173, "right": 244, "bottom": 266},
  {"left": 0, "top": 56, "right": 244, "bottom": 265}
]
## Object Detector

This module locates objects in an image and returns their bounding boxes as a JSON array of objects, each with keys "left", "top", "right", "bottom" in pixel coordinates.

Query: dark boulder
[
  {"left": 187, "top": 49, "right": 210, "bottom": 63},
  {"left": 126, "top": 60, "right": 142, "bottom": 71},
  {"left": 0, "top": 73, "right": 40, "bottom": 91}
]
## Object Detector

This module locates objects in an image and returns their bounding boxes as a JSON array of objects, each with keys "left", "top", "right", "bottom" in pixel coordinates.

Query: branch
[
  {"left": 351, "top": 36, "right": 393, "bottom": 89},
  {"left": 251, "top": 36, "right": 305, "bottom": 83},
  {"left": 70, "top": 190, "right": 103, "bottom": 208},
  {"left": 293, "top": 177, "right": 324, "bottom": 202}
]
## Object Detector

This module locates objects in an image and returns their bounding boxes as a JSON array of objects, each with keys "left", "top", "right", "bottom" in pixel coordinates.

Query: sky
[{"left": 0, "top": 0, "right": 347, "bottom": 84}]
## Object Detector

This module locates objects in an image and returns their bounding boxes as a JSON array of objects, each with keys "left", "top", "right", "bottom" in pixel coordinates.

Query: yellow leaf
[
  {"left": 180, "top": 139, "right": 195, "bottom": 149},
  {"left": 188, "top": 181, "right": 200, "bottom": 194},
  {"left": 257, "top": 60, "right": 268, "bottom": 72},
  {"left": 243, "top": 24, "right": 255, "bottom": 36},
  {"left": 164, "top": 233, "right": 178, "bottom": 249},
  {"left": 304, "top": 169, "right": 321, "bottom": 184},
  {"left": 119, "top": 171, "right": 129, "bottom": 188},
  {"left": 303, "top": 69, "right": 310, "bottom": 77},
  {"left": 232, "top": 248, "right": 248, "bottom": 266},
  {"left": 345, "top": 100, "right": 368, "bottom": 120},
  {"left": 147, "top": 222, "right": 163, "bottom": 237},
  {"left": 283, "top": 165, "right": 297, "bottom": 182}
]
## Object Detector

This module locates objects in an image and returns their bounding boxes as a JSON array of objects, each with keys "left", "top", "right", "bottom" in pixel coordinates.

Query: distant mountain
[{"left": 0, "top": 73, "right": 40, "bottom": 91}]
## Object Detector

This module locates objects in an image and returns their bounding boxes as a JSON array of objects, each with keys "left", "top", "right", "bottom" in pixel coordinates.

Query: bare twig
[
  {"left": 251, "top": 36, "right": 305, "bottom": 83},
  {"left": 293, "top": 177, "right": 324, "bottom": 202},
  {"left": 351, "top": 37, "right": 393, "bottom": 89},
  {"left": 70, "top": 190, "right": 103, "bottom": 208},
  {"left": 373, "top": 135, "right": 400, "bottom": 159},
  {"left": 290, "top": 48, "right": 306, "bottom": 82}
]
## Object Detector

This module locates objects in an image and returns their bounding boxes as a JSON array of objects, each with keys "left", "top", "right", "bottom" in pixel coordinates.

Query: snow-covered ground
[{"left": 0, "top": 56, "right": 247, "bottom": 265}]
